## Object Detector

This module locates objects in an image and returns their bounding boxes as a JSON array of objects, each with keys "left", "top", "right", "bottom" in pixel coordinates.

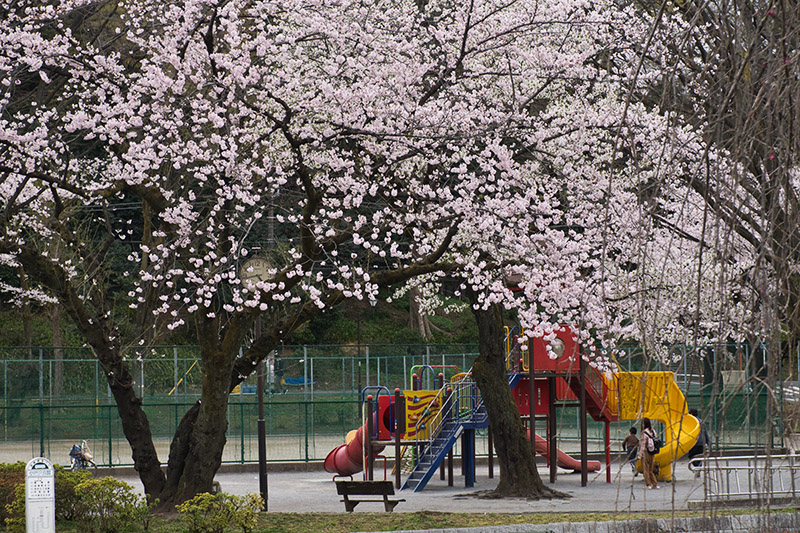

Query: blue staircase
[
  {"left": 401, "top": 372, "right": 521, "bottom": 492},
  {"left": 401, "top": 418, "right": 463, "bottom": 492}
]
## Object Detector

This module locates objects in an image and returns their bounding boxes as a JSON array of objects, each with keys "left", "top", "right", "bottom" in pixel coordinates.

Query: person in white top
[{"left": 638, "top": 417, "right": 660, "bottom": 489}]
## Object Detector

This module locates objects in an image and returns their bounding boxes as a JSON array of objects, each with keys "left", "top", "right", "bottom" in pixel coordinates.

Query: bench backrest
[{"left": 336, "top": 480, "right": 395, "bottom": 496}]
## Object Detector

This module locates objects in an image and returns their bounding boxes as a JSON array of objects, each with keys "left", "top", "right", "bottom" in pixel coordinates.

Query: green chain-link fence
[{"left": 0, "top": 342, "right": 782, "bottom": 467}]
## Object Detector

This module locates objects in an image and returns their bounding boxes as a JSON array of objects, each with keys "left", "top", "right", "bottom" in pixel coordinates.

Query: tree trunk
[
  {"left": 171, "top": 349, "right": 234, "bottom": 502},
  {"left": 51, "top": 304, "right": 64, "bottom": 396},
  {"left": 470, "top": 300, "right": 565, "bottom": 499},
  {"left": 160, "top": 402, "right": 201, "bottom": 505},
  {"left": 409, "top": 286, "right": 432, "bottom": 341},
  {"left": 156, "top": 313, "right": 243, "bottom": 506},
  {"left": 20, "top": 267, "right": 33, "bottom": 359},
  {"left": 99, "top": 346, "right": 167, "bottom": 498}
]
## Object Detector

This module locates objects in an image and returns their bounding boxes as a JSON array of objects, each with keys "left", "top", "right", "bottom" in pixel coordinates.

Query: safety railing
[
  {"left": 404, "top": 370, "right": 480, "bottom": 471},
  {"left": 691, "top": 454, "right": 800, "bottom": 504}
]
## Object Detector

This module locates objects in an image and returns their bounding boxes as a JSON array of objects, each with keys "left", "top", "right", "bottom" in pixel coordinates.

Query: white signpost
[{"left": 25, "top": 457, "right": 55, "bottom": 533}]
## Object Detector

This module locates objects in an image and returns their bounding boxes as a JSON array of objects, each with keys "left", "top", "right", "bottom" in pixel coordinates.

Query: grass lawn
[{"left": 39, "top": 509, "right": 790, "bottom": 533}]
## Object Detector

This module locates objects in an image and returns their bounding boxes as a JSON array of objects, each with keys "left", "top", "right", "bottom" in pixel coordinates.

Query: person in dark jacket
[
  {"left": 622, "top": 426, "right": 639, "bottom": 474},
  {"left": 688, "top": 408, "right": 711, "bottom": 477}
]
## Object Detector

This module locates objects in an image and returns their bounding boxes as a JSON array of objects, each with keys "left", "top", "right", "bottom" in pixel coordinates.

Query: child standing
[{"left": 622, "top": 426, "right": 639, "bottom": 474}]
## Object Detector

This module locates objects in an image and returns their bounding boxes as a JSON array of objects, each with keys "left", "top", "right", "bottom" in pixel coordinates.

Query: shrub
[
  {"left": 176, "top": 492, "right": 264, "bottom": 533},
  {"left": 176, "top": 493, "right": 232, "bottom": 533},
  {"left": 130, "top": 497, "right": 158, "bottom": 532},
  {"left": 73, "top": 477, "right": 143, "bottom": 533},
  {"left": 3, "top": 484, "right": 25, "bottom": 533},
  {"left": 229, "top": 494, "right": 264, "bottom": 533},
  {"left": 0, "top": 461, "right": 93, "bottom": 524},
  {"left": 0, "top": 464, "right": 24, "bottom": 524},
  {"left": 53, "top": 466, "right": 93, "bottom": 520}
]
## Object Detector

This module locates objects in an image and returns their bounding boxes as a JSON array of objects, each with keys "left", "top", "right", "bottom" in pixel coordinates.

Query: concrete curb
[{"left": 360, "top": 512, "right": 800, "bottom": 533}]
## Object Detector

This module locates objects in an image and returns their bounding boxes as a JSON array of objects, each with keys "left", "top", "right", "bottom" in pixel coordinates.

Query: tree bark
[
  {"left": 104, "top": 354, "right": 167, "bottom": 499},
  {"left": 20, "top": 267, "right": 33, "bottom": 359},
  {"left": 156, "top": 310, "right": 242, "bottom": 505},
  {"left": 409, "top": 286, "right": 432, "bottom": 341},
  {"left": 172, "top": 350, "right": 234, "bottom": 502},
  {"left": 469, "top": 299, "right": 565, "bottom": 499},
  {"left": 17, "top": 247, "right": 167, "bottom": 499},
  {"left": 51, "top": 304, "right": 64, "bottom": 397}
]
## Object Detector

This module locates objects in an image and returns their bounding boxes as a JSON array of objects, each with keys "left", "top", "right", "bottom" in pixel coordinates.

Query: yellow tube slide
[{"left": 609, "top": 371, "right": 700, "bottom": 481}]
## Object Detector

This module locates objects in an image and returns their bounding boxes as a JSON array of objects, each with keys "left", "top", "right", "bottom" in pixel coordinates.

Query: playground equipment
[
  {"left": 530, "top": 432, "right": 600, "bottom": 472},
  {"left": 607, "top": 371, "right": 700, "bottom": 481},
  {"left": 324, "top": 326, "right": 701, "bottom": 491}
]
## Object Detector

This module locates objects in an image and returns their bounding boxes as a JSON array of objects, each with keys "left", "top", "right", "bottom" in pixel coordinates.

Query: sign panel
[{"left": 25, "top": 457, "right": 55, "bottom": 533}]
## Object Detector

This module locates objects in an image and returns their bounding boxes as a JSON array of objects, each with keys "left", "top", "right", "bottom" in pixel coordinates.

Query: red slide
[
  {"left": 529, "top": 430, "right": 601, "bottom": 472},
  {"left": 324, "top": 426, "right": 366, "bottom": 476},
  {"left": 325, "top": 424, "right": 599, "bottom": 477}
]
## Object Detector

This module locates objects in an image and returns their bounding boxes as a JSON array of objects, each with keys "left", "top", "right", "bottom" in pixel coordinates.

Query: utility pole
[{"left": 256, "top": 315, "right": 268, "bottom": 510}]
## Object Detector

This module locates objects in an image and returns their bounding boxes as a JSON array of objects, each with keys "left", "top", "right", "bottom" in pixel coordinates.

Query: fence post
[
  {"left": 39, "top": 403, "right": 44, "bottom": 457},
  {"left": 366, "top": 346, "right": 370, "bottom": 388},
  {"left": 310, "top": 357, "right": 315, "bottom": 453},
  {"left": 303, "top": 346, "right": 308, "bottom": 399},
  {"left": 3, "top": 360, "right": 6, "bottom": 441},
  {"left": 108, "top": 406, "right": 113, "bottom": 467},
  {"left": 304, "top": 402, "right": 309, "bottom": 462},
  {"left": 39, "top": 347, "right": 44, "bottom": 402},
  {"left": 174, "top": 347, "right": 179, "bottom": 403},
  {"left": 682, "top": 343, "right": 687, "bottom": 391},
  {"left": 425, "top": 345, "right": 430, "bottom": 383}
]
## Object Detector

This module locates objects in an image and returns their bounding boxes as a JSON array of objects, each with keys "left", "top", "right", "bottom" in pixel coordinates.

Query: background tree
[{"left": 629, "top": 0, "right": 800, "bottom": 445}]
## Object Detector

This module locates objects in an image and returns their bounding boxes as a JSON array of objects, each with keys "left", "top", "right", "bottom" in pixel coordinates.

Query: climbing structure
[{"left": 324, "top": 325, "right": 701, "bottom": 490}]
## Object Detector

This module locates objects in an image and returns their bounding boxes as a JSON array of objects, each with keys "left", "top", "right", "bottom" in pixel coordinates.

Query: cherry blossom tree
[
  {"left": 6, "top": 0, "right": 768, "bottom": 503},
  {"left": 1, "top": 0, "right": 658, "bottom": 503}
]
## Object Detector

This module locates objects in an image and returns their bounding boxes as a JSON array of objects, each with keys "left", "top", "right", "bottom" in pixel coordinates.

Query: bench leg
[
  {"left": 342, "top": 496, "right": 358, "bottom": 513},
  {"left": 383, "top": 497, "right": 399, "bottom": 512}
]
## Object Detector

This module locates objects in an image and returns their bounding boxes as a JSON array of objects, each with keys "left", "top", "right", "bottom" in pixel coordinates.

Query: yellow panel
[
  {"left": 602, "top": 373, "right": 619, "bottom": 417},
  {"left": 615, "top": 371, "right": 700, "bottom": 481},
  {"left": 404, "top": 390, "right": 442, "bottom": 440}
]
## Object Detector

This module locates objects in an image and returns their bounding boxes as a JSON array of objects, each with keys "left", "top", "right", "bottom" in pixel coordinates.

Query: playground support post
[
  {"left": 437, "top": 377, "right": 444, "bottom": 480},
  {"left": 440, "top": 379, "right": 447, "bottom": 481},
  {"left": 394, "top": 388, "right": 402, "bottom": 489},
  {"left": 463, "top": 428, "right": 475, "bottom": 487},
  {"left": 488, "top": 426, "right": 494, "bottom": 479},
  {"left": 548, "top": 377, "right": 557, "bottom": 484},
  {"left": 604, "top": 421, "right": 611, "bottom": 483},
  {"left": 461, "top": 433, "right": 466, "bottom": 476},
  {"left": 448, "top": 448, "right": 454, "bottom": 486},
  {"left": 529, "top": 372, "right": 536, "bottom": 460},
  {"left": 579, "top": 350, "right": 588, "bottom": 487},
  {"left": 366, "top": 396, "right": 374, "bottom": 481}
]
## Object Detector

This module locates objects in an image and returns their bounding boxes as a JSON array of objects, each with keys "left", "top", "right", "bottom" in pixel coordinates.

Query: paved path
[{"left": 115, "top": 459, "right": 707, "bottom": 514}]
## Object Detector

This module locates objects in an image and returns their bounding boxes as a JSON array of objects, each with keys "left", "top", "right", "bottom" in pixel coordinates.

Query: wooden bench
[{"left": 335, "top": 480, "right": 405, "bottom": 512}]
